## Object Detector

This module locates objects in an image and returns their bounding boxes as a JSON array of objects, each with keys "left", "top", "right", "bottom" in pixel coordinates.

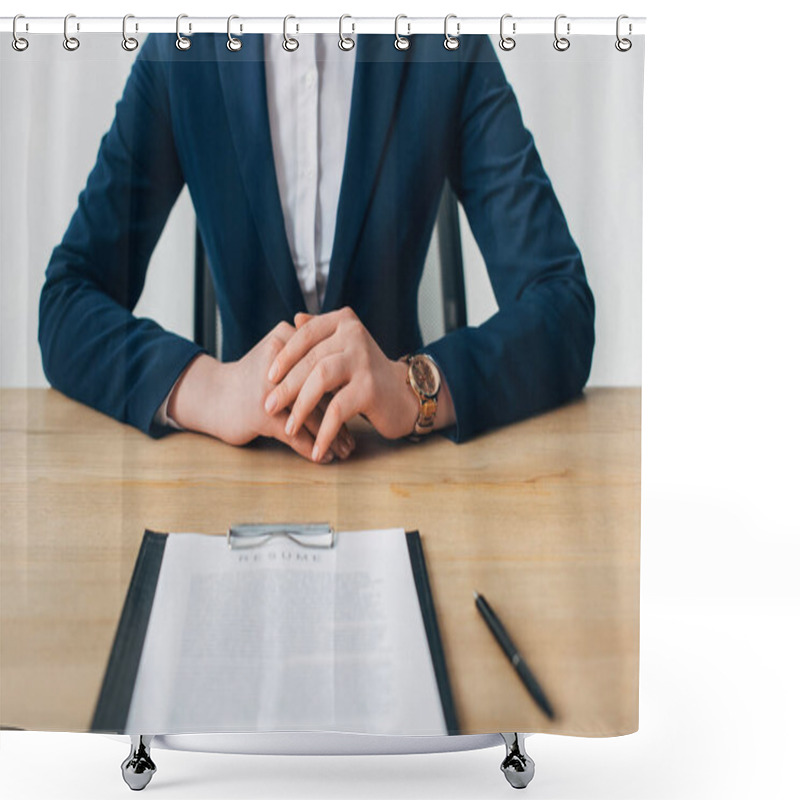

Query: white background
[{"left": 1, "top": 2, "right": 798, "bottom": 800}]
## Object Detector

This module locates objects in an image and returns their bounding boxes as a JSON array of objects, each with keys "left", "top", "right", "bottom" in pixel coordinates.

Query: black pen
[{"left": 473, "top": 591, "right": 555, "bottom": 720}]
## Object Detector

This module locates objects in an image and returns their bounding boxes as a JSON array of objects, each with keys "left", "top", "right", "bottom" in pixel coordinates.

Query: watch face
[{"left": 410, "top": 357, "right": 441, "bottom": 398}]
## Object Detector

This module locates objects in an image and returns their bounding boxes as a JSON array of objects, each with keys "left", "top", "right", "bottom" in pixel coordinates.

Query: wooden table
[{"left": 0, "top": 387, "right": 640, "bottom": 737}]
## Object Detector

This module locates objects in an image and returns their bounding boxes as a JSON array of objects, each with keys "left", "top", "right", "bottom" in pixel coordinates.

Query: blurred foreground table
[{"left": 1, "top": 387, "right": 640, "bottom": 736}]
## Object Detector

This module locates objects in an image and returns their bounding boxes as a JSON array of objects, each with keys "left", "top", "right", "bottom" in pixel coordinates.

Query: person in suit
[{"left": 39, "top": 33, "right": 595, "bottom": 463}]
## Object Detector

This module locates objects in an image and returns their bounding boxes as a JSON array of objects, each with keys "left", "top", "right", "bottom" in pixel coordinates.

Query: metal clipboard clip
[{"left": 226, "top": 523, "right": 337, "bottom": 551}]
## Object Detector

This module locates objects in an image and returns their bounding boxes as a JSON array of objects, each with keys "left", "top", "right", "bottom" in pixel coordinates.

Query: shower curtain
[{"left": 0, "top": 20, "right": 644, "bottom": 742}]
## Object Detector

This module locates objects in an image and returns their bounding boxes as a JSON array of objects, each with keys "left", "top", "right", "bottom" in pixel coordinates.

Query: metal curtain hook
[
  {"left": 63, "top": 13, "right": 80, "bottom": 51},
  {"left": 283, "top": 15, "right": 299, "bottom": 52},
  {"left": 122, "top": 14, "right": 139, "bottom": 52},
  {"left": 12, "top": 14, "right": 29, "bottom": 52},
  {"left": 553, "top": 14, "right": 570, "bottom": 52},
  {"left": 227, "top": 15, "right": 242, "bottom": 51},
  {"left": 615, "top": 14, "right": 632, "bottom": 51},
  {"left": 175, "top": 14, "right": 191, "bottom": 50},
  {"left": 394, "top": 14, "right": 410, "bottom": 51},
  {"left": 339, "top": 14, "right": 355, "bottom": 51},
  {"left": 444, "top": 13, "right": 460, "bottom": 51},
  {"left": 499, "top": 14, "right": 516, "bottom": 51}
]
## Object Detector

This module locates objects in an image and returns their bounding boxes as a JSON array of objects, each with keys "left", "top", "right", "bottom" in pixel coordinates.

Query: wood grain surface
[{"left": 1, "top": 387, "right": 640, "bottom": 736}]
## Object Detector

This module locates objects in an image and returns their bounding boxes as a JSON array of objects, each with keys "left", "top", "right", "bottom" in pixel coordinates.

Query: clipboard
[{"left": 91, "top": 525, "right": 459, "bottom": 736}]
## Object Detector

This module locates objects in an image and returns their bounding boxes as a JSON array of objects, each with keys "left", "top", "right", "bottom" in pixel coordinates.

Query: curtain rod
[{"left": 0, "top": 16, "right": 646, "bottom": 37}]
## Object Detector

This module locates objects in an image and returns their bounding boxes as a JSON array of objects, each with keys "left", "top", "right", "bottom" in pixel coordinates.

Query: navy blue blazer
[{"left": 39, "top": 34, "right": 594, "bottom": 443}]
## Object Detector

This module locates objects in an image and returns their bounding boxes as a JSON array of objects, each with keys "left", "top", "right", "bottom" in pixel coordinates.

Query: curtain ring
[
  {"left": 11, "top": 14, "right": 29, "bottom": 52},
  {"left": 338, "top": 14, "right": 355, "bottom": 51},
  {"left": 615, "top": 15, "right": 632, "bottom": 52},
  {"left": 227, "top": 15, "right": 242, "bottom": 51},
  {"left": 553, "top": 14, "right": 570, "bottom": 51},
  {"left": 122, "top": 14, "right": 139, "bottom": 52},
  {"left": 63, "top": 13, "right": 80, "bottom": 52},
  {"left": 175, "top": 14, "right": 191, "bottom": 51},
  {"left": 283, "top": 15, "right": 299, "bottom": 52},
  {"left": 443, "top": 14, "right": 460, "bottom": 51},
  {"left": 394, "top": 15, "right": 410, "bottom": 51},
  {"left": 499, "top": 14, "right": 516, "bottom": 51}
]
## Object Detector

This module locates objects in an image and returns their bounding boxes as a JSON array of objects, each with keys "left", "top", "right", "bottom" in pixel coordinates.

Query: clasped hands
[
  {"left": 264, "top": 307, "right": 425, "bottom": 462},
  {"left": 168, "top": 307, "right": 431, "bottom": 463}
]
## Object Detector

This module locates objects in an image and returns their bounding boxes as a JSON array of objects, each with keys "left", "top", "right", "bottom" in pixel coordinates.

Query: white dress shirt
[
  {"left": 157, "top": 34, "right": 357, "bottom": 426},
  {"left": 265, "top": 34, "right": 356, "bottom": 314}
]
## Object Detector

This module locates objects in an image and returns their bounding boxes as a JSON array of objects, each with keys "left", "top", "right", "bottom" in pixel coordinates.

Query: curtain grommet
[
  {"left": 615, "top": 15, "right": 632, "bottom": 52},
  {"left": 175, "top": 14, "right": 191, "bottom": 51},
  {"left": 121, "top": 14, "right": 139, "bottom": 52},
  {"left": 444, "top": 14, "right": 460, "bottom": 51},
  {"left": 11, "top": 14, "right": 29, "bottom": 52},
  {"left": 553, "top": 14, "right": 570, "bottom": 52},
  {"left": 499, "top": 14, "right": 516, "bottom": 51},
  {"left": 283, "top": 15, "right": 299, "bottom": 52},
  {"left": 63, "top": 13, "right": 80, "bottom": 52},
  {"left": 338, "top": 14, "right": 355, "bottom": 51},
  {"left": 394, "top": 15, "right": 411, "bottom": 51},
  {"left": 226, "top": 15, "right": 243, "bottom": 52}
]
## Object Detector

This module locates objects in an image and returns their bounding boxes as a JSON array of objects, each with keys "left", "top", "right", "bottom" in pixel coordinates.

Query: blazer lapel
[
  {"left": 215, "top": 36, "right": 307, "bottom": 314},
  {"left": 322, "top": 36, "right": 410, "bottom": 312}
]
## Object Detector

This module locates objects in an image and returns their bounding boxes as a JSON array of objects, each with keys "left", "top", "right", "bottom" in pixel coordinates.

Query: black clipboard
[{"left": 91, "top": 527, "right": 459, "bottom": 736}]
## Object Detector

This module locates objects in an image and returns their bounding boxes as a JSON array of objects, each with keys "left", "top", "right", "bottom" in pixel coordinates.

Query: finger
[
  {"left": 264, "top": 337, "right": 341, "bottom": 417},
  {"left": 312, "top": 384, "right": 362, "bottom": 463},
  {"left": 264, "top": 321, "right": 296, "bottom": 352},
  {"left": 318, "top": 394, "right": 356, "bottom": 456},
  {"left": 303, "top": 405, "right": 324, "bottom": 436},
  {"left": 335, "top": 425, "right": 355, "bottom": 459},
  {"left": 267, "top": 311, "right": 344, "bottom": 384},
  {"left": 272, "top": 411, "right": 334, "bottom": 464},
  {"left": 286, "top": 354, "right": 351, "bottom": 438},
  {"left": 303, "top": 405, "right": 352, "bottom": 460},
  {"left": 258, "top": 324, "right": 294, "bottom": 389},
  {"left": 294, "top": 312, "right": 313, "bottom": 328},
  {"left": 271, "top": 320, "right": 296, "bottom": 340}
]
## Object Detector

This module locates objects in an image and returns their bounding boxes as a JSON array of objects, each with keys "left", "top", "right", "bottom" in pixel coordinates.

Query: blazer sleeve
[
  {"left": 38, "top": 34, "right": 203, "bottom": 437},
  {"left": 422, "top": 36, "right": 595, "bottom": 443}
]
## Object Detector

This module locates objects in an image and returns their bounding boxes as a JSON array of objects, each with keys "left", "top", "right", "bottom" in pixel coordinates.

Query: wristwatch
[{"left": 403, "top": 354, "right": 441, "bottom": 439}]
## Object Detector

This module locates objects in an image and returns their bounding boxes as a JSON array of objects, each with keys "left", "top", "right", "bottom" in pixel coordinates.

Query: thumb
[{"left": 294, "top": 312, "right": 313, "bottom": 328}]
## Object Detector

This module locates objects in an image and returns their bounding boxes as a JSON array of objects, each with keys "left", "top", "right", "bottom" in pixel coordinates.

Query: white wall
[
  {"left": 457, "top": 36, "right": 643, "bottom": 387},
  {"left": 0, "top": 35, "right": 195, "bottom": 388},
  {"left": 1, "top": 34, "right": 641, "bottom": 388}
]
